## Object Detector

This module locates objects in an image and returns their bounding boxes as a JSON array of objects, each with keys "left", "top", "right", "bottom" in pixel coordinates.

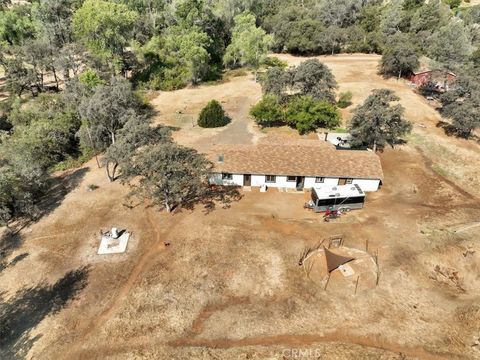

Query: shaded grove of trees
[
  {"left": 262, "top": 0, "right": 477, "bottom": 67},
  {"left": 1, "top": 0, "right": 479, "bottom": 93},
  {"left": 67, "top": 76, "right": 222, "bottom": 212},
  {"left": 0, "top": 91, "right": 83, "bottom": 226},
  {"left": 1, "top": 0, "right": 478, "bottom": 95},
  {"left": 0, "top": 70, "right": 238, "bottom": 224},
  {"left": 250, "top": 59, "right": 341, "bottom": 134}
]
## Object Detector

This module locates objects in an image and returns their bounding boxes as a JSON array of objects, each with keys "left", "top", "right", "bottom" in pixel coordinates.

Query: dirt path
[
  {"left": 65, "top": 294, "right": 463, "bottom": 360},
  {"left": 163, "top": 293, "right": 464, "bottom": 360},
  {"left": 170, "top": 332, "right": 462, "bottom": 360},
  {"left": 206, "top": 96, "right": 259, "bottom": 147},
  {"left": 415, "top": 146, "right": 480, "bottom": 202},
  {"left": 65, "top": 328, "right": 461, "bottom": 360},
  {"left": 66, "top": 209, "right": 181, "bottom": 359}
]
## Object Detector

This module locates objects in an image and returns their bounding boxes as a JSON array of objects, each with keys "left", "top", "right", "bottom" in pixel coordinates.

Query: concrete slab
[
  {"left": 319, "top": 132, "right": 352, "bottom": 148},
  {"left": 98, "top": 232, "right": 130, "bottom": 255}
]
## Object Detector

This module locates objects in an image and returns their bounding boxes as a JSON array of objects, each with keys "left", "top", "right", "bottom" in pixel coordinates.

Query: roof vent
[{"left": 218, "top": 154, "right": 224, "bottom": 163}]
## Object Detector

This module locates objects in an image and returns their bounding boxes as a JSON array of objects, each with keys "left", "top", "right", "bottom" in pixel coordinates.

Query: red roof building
[{"left": 409, "top": 69, "right": 457, "bottom": 91}]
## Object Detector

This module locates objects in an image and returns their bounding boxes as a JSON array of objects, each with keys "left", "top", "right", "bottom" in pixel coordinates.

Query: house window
[
  {"left": 222, "top": 173, "right": 233, "bottom": 180},
  {"left": 265, "top": 175, "right": 276, "bottom": 183},
  {"left": 346, "top": 179, "right": 353, "bottom": 184},
  {"left": 315, "top": 177, "right": 325, "bottom": 183},
  {"left": 287, "top": 176, "right": 296, "bottom": 182}
]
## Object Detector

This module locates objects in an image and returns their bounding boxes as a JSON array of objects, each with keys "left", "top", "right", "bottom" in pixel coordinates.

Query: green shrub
[
  {"left": 443, "top": 0, "right": 461, "bottom": 8},
  {"left": 78, "top": 69, "right": 104, "bottom": 88},
  {"left": 224, "top": 68, "right": 248, "bottom": 79},
  {"left": 197, "top": 100, "right": 229, "bottom": 128},
  {"left": 250, "top": 95, "right": 285, "bottom": 127},
  {"left": 285, "top": 96, "right": 341, "bottom": 134},
  {"left": 133, "top": 62, "right": 189, "bottom": 91},
  {"left": 51, "top": 148, "right": 95, "bottom": 172},
  {"left": 337, "top": 91, "right": 353, "bottom": 108},
  {"left": 149, "top": 66, "right": 189, "bottom": 91},
  {"left": 263, "top": 56, "right": 288, "bottom": 69}
]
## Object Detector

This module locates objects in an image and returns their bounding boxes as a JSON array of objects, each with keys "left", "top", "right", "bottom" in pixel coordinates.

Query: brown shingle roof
[{"left": 208, "top": 140, "right": 384, "bottom": 181}]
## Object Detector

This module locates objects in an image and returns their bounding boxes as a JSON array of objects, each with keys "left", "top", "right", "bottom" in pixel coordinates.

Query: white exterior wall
[
  {"left": 251, "top": 175, "right": 296, "bottom": 188},
  {"left": 304, "top": 177, "right": 339, "bottom": 189},
  {"left": 304, "top": 177, "right": 316, "bottom": 189},
  {"left": 251, "top": 175, "right": 266, "bottom": 187},
  {"left": 271, "top": 176, "right": 296, "bottom": 189},
  {"left": 232, "top": 174, "right": 244, "bottom": 186},
  {"left": 210, "top": 173, "right": 381, "bottom": 192},
  {"left": 351, "top": 179, "right": 381, "bottom": 192}
]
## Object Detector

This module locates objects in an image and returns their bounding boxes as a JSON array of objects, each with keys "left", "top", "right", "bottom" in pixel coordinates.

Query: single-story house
[{"left": 208, "top": 139, "right": 384, "bottom": 192}]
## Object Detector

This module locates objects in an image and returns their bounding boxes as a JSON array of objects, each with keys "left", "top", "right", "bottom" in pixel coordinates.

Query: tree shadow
[
  {"left": 392, "top": 139, "right": 408, "bottom": 147},
  {"left": 165, "top": 125, "right": 181, "bottom": 132},
  {"left": 436, "top": 120, "right": 471, "bottom": 139},
  {"left": 257, "top": 120, "right": 286, "bottom": 129},
  {"left": 0, "top": 168, "right": 87, "bottom": 274},
  {"left": 223, "top": 115, "right": 232, "bottom": 126},
  {"left": 7, "top": 253, "right": 29, "bottom": 267},
  {"left": 200, "top": 185, "right": 243, "bottom": 214},
  {"left": 35, "top": 167, "right": 89, "bottom": 221},
  {"left": 0, "top": 267, "right": 90, "bottom": 360},
  {"left": 175, "top": 185, "right": 243, "bottom": 215},
  {"left": 0, "top": 232, "right": 23, "bottom": 274}
]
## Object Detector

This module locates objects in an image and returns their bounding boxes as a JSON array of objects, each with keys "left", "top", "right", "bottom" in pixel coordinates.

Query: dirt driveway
[
  {"left": 1, "top": 54, "right": 480, "bottom": 360},
  {"left": 149, "top": 75, "right": 263, "bottom": 152}
]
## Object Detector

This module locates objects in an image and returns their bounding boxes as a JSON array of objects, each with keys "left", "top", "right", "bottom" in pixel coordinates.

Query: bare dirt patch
[{"left": 150, "top": 75, "right": 263, "bottom": 152}]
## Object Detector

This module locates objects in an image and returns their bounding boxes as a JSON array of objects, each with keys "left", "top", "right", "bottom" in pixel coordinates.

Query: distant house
[
  {"left": 208, "top": 140, "right": 384, "bottom": 192},
  {"left": 409, "top": 69, "right": 456, "bottom": 92}
]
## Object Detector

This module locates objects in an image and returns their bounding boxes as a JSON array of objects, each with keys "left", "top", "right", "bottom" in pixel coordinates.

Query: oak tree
[
  {"left": 292, "top": 59, "right": 337, "bottom": 103},
  {"left": 121, "top": 142, "right": 213, "bottom": 212},
  {"left": 349, "top": 89, "right": 412, "bottom": 151}
]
